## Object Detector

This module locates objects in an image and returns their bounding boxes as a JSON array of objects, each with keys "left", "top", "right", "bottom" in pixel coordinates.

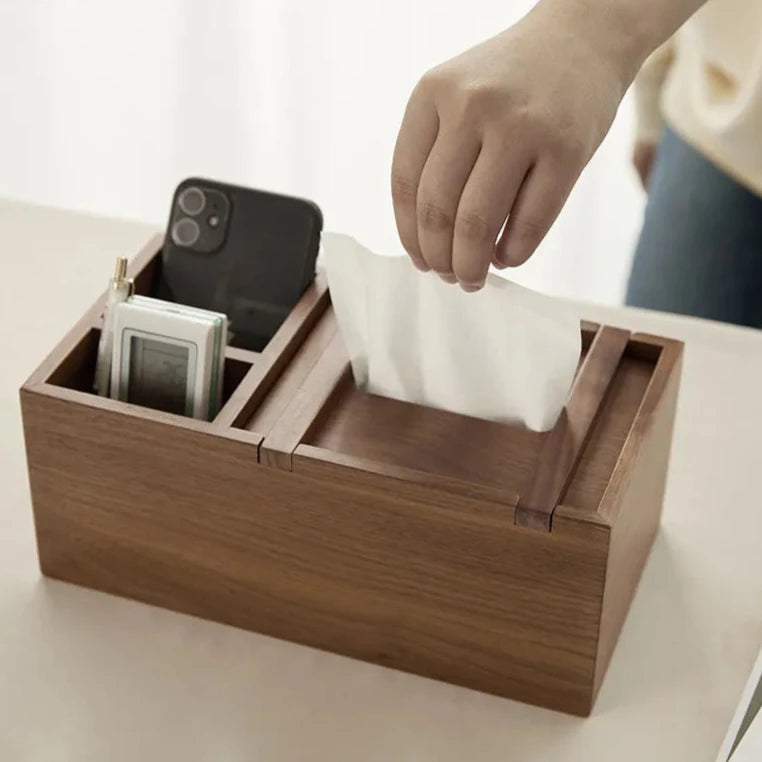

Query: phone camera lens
[
  {"left": 178, "top": 186, "right": 206, "bottom": 216},
  {"left": 171, "top": 217, "right": 200, "bottom": 247}
]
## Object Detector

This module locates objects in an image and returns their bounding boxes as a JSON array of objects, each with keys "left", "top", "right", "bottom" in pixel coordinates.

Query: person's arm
[
  {"left": 391, "top": 0, "right": 707, "bottom": 290},
  {"left": 632, "top": 40, "right": 675, "bottom": 189}
]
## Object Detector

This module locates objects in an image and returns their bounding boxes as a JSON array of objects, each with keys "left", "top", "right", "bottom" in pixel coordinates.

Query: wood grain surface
[
  {"left": 591, "top": 336, "right": 683, "bottom": 699},
  {"left": 305, "top": 373, "right": 542, "bottom": 493}
]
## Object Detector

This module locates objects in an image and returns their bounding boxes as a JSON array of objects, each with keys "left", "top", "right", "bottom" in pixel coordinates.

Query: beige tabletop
[{"left": 1, "top": 197, "right": 761, "bottom": 761}]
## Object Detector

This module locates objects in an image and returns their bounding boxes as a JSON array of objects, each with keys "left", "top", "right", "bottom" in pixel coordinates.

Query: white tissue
[{"left": 322, "top": 233, "right": 581, "bottom": 432}]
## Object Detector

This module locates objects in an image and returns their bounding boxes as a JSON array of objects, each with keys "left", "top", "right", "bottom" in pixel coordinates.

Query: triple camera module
[{"left": 170, "top": 185, "right": 231, "bottom": 253}]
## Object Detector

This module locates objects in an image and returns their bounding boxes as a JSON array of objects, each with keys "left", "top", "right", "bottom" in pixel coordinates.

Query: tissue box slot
[
  {"left": 261, "top": 319, "right": 602, "bottom": 489},
  {"left": 262, "top": 314, "right": 668, "bottom": 526}
]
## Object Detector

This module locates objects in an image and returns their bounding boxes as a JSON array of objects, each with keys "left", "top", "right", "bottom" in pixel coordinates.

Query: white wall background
[{"left": 0, "top": 0, "right": 645, "bottom": 305}]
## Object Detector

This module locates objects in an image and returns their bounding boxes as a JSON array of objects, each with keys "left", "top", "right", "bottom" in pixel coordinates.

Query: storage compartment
[
  {"left": 45, "top": 326, "right": 256, "bottom": 411},
  {"left": 20, "top": 234, "right": 684, "bottom": 717},
  {"left": 29, "top": 235, "right": 330, "bottom": 429}
]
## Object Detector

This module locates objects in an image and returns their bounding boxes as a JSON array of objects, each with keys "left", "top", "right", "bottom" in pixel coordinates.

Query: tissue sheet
[{"left": 322, "top": 233, "right": 581, "bottom": 432}]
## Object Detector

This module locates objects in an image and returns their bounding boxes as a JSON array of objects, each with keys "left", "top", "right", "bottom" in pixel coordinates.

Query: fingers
[
  {"left": 391, "top": 88, "right": 439, "bottom": 271},
  {"left": 495, "top": 157, "right": 580, "bottom": 268},
  {"left": 451, "top": 138, "right": 531, "bottom": 289},
  {"left": 415, "top": 128, "right": 481, "bottom": 280},
  {"left": 393, "top": 82, "right": 581, "bottom": 283}
]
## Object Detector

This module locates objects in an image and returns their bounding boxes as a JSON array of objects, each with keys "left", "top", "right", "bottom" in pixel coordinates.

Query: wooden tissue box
[{"left": 20, "top": 235, "right": 683, "bottom": 716}]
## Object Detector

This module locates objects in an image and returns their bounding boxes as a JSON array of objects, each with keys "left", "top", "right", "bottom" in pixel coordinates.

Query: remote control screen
[{"left": 129, "top": 336, "right": 189, "bottom": 416}]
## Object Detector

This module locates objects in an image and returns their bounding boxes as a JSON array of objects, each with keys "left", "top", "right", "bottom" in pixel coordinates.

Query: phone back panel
[{"left": 160, "top": 178, "right": 322, "bottom": 351}]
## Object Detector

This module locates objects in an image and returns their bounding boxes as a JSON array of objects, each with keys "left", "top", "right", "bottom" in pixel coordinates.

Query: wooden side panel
[
  {"left": 293, "top": 445, "right": 519, "bottom": 519},
  {"left": 21, "top": 387, "right": 608, "bottom": 716},
  {"left": 591, "top": 340, "right": 683, "bottom": 699}
]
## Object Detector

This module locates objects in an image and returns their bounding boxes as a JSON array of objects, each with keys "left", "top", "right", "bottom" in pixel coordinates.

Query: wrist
[{"left": 528, "top": 0, "right": 660, "bottom": 89}]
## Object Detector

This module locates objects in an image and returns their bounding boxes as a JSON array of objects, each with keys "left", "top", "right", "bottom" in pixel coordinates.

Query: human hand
[
  {"left": 391, "top": 6, "right": 636, "bottom": 290},
  {"left": 632, "top": 141, "right": 657, "bottom": 190}
]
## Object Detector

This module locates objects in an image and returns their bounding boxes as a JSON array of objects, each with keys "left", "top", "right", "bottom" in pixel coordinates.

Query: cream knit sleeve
[{"left": 633, "top": 39, "right": 675, "bottom": 143}]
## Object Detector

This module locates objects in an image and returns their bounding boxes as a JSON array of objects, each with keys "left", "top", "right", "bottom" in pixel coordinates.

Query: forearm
[{"left": 529, "top": 0, "right": 705, "bottom": 85}]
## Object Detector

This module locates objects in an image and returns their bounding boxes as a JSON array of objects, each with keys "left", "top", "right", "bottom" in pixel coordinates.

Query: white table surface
[{"left": 2, "top": 197, "right": 761, "bottom": 761}]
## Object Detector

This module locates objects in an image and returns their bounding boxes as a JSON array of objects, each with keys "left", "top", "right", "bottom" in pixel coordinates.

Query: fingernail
[
  {"left": 438, "top": 273, "right": 457, "bottom": 284},
  {"left": 411, "top": 259, "right": 431, "bottom": 273},
  {"left": 460, "top": 282, "right": 484, "bottom": 293}
]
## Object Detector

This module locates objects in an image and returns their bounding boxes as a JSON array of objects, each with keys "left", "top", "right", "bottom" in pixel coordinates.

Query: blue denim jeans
[{"left": 626, "top": 127, "right": 762, "bottom": 328}]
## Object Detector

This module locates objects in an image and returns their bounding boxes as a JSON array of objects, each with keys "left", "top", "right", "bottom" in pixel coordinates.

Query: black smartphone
[{"left": 159, "top": 178, "right": 322, "bottom": 351}]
